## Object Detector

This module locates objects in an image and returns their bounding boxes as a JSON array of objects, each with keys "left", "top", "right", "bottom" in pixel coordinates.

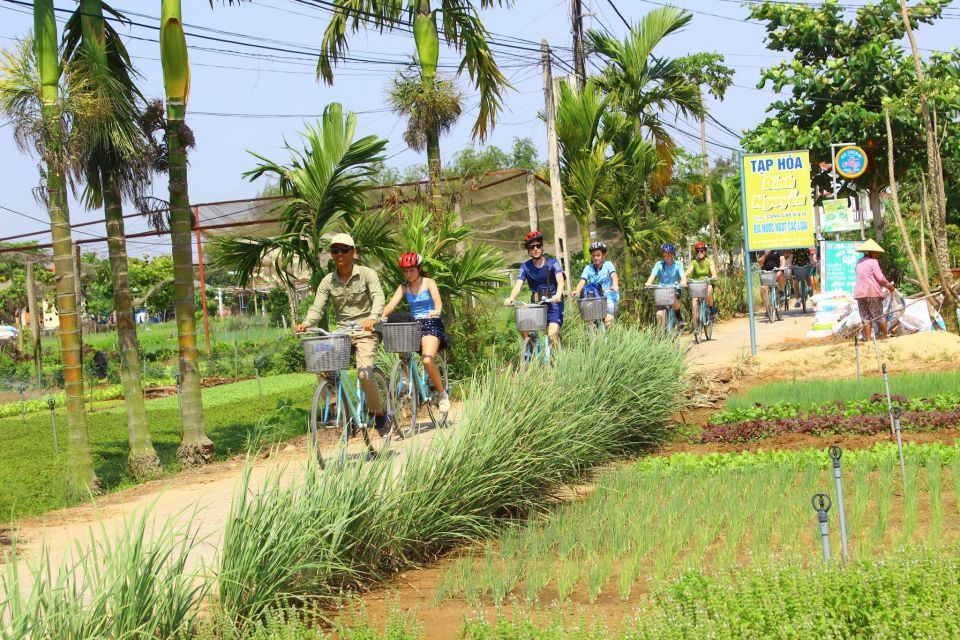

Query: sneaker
[
  {"left": 374, "top": 414, "right": 392, "bottom": 437},
  {"left": 438, "top": 393, "right": 451, "bottom": 414},
  {"left": 793, "top": 300, "right": 801, "bottom": 309}
]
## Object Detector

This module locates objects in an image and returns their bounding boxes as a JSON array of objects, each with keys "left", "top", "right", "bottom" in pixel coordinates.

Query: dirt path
[{"left": 686, "top": 309, "right": 813, "bottom": 372}]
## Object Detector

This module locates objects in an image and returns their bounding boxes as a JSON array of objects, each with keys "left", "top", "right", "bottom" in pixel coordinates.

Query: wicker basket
[
  {"left": 302, "top": 334, "right": 351, "bottom": 372},
  {"left": 579, "top": 297, "right": 607, "bottom": 321},
  {"left": 652, "top": 286, "right": 677, "bottom": 307},
  {"left": 688, "top": 280, "right": 709, "bottom": 299},
  {"left": 381, "top": 322, "right": 422, "bottom": 353},
  {"left": 759, "top": 270, "right": 779, "bottom": 287},
  {"left": 515, "top": 305, "right": 548, "bottom": 332}
]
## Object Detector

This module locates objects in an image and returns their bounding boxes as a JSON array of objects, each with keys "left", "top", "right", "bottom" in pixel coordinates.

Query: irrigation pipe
[
  {"left": 812, "top": 493, "right": 832, "bottom": 563},
  {"left": 891, "top": 406, "right": 908, "bottom": 488},
  {"left": 829, "top": 446, "right": 849, "bottom": 563}
]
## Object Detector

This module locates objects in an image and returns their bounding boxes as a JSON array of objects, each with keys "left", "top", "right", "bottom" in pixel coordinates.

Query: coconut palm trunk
[
  {"left": 34, "top": 0, "right": 100, "bottom": 496},
  {"left": 162, "top": 0, "right": 213, "bottom": 464},
  {"left": 103, "top": 172, "right": 160, "bottom": 477}
]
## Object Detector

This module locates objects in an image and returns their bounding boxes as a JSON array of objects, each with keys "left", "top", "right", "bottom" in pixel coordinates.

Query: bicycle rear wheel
[
  {"left": 389, "top": 357, "right": 418, "bottom": 436},
  {"left": 309, "top": 379, "right": 340, "bottom": 469}
]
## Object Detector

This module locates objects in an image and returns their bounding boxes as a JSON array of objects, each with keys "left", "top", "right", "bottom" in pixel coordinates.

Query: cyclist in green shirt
[{"left": 684, "top": 241, "right": 718, "bottom": 316}]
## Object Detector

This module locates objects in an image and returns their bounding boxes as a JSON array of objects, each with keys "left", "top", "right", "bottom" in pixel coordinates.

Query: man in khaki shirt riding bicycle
[{"left": 295, "top": 233, "right": 388, "bottom": 433}]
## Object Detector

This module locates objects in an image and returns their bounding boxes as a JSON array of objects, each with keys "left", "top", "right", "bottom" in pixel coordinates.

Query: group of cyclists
[
  {"left": 289, "top": 229, "right": 778, "bottom": 442},
  {"left": 753, "top": 247, "right": 820, "bottom": 313}
]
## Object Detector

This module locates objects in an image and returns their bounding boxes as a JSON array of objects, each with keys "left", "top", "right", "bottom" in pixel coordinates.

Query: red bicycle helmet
[
  {"left": 524, "top": 230, "right": 544, "bottom": 248},
  {"left": 399, "top": 252, "right": 423, "bottom": 268},
  {"left": 695, "top": 241, "right": 707, "bottom": 252}
]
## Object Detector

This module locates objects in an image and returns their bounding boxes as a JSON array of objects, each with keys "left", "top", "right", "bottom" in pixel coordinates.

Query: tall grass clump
[
  {"left": 214, "top": 327, "right": 686, "bottom": 627},
  {"left": 0, "top": 510, "right": 206, "bottom": 639}
]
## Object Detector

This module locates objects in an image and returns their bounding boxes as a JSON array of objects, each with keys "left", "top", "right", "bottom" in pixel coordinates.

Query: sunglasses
[
  {"left": 330, "top": 246, "right": 352, "bottom": 255},
  {"left": 696, "top": 249, "right": 707, "bottom": 253},
  {"left": 527, "top": 243, "right": 544, "bottom": 250}
]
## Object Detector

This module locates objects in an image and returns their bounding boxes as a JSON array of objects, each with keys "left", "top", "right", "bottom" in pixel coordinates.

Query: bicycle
[
  {"left": 647, "top": 285, "right": 682, "bottom": 335},
  {"left": 688, "top": 278, "right": 716, "bottom": 344},
  {"left": 301, "top": 326, "right": 393, "bottom": 469},
  {"left": 513, "top": 298, "right": 552, "bottom": 368},
  {"left": 759, "top": 269, "right": 783, "bottom": 324},
  {"left": 382, "top": 321, "right": 450, "bottom": 436},
  {"left": 792, "top": 265, "right": 813, "bottom": 314}
]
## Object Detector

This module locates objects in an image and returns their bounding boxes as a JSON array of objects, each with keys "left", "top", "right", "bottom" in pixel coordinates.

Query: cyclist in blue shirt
[
  {"left": 570, "top": 241, "right": 619, "bottom": 330},
  {"left": 504, "top": 230, "right": 565, "bottom": 349},
  {"left": 645, "top": 242, "right": 686, "bottom": 325}
]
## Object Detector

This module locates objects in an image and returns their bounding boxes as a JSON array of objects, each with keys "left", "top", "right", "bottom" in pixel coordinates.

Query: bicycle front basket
[
  {"left": 652, "top": 286, "right": 676, "bottom": 307},
  {"left": 792, "top": 265, "right": 812, "bottom": 279},
  {"left": 759, "top": 271, "right": 778, "bottom": 287},
  {"left": 381, "top": 322, "right": 422, "bottom": 353},
  {"left": 688, "top": 280, "right": 709, "bottom": 299},
  {"left": 302, "top": 334, "right": 351, "bottom": 372},
  {"left": 579, "top": 297, "right": 607, "bottom": 321},
  {"left": 515, "top": 305, "right": 548, "bottom": 332}
]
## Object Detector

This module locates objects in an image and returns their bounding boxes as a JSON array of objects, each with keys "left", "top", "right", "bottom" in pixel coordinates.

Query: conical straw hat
[{"left": 855, "top": 239, "right": 885, "bottom": 253}]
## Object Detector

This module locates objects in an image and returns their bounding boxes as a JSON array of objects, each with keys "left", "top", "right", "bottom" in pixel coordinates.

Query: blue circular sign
[{"left": 835, "top": 146, "right": 868, "bottom": 179}]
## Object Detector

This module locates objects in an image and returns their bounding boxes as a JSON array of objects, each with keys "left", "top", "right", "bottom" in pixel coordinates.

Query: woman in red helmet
[
  {"left": 684, "top": 241, "right": 718, "bottom": 316},
  {"left": 504, "top": 230, "right": 565, "bottom": 348},
  {"left": 382, "top": 252, "right": 449, "bottom": 413}
]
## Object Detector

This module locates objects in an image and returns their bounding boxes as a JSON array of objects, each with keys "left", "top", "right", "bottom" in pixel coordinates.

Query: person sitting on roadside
[
  {"left": 755, "top": 249, "right": 785, "bottom": 312},
  {"left": 294, "top": 233, "right": 390, "bottom": 435},
  {"left": 684, "top": 241, "right": 718, "bottom": 317},
  {"left": 381, "top": 252, "right": 450, "bottom": 414},
  {"left": 791, "top": 247, "right": 815, "bottom": 308},
  {"left": 504, "top": 230, "right": 565, "bottom": 350},
  {"left": 854, "top": 239, "right": 896, "bottom": 340},
  {"left": 645, "top": 243, "right": 686, "bottom": 325},
  {"left": 570, "top": 241, "right": 619, "bottom": 330}
]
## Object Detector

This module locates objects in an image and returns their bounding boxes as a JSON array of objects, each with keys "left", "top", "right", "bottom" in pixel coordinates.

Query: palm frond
[{"left": 317, "top": 0, "right": 410, "bottom": 84}]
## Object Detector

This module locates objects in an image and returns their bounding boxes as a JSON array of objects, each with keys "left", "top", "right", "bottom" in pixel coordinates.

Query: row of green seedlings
[
  {"left": 434, "top": 446, "right": 960, "bottom": 607},
  {"left": 0, "top": 327, "right": 686, "bottom": 639}
]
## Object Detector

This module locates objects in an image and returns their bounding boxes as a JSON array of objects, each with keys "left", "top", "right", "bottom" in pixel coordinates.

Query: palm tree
[
  {"left": 63, "top": 0, "right": 160, "bottom": 480},
  {"left": 554, "top": 80, "right": 620, "bottom": 257},
  {"left": 586, "top": 7, "right": 704, "bottom": 194},
  {"left": 379, "top": 205, "right": 507, "bottom": 316},
  {"left": 160, "top": 0, "right": 213, "bottom": 466},
  {"left": 0, "top": 3, "right": 100, "bottom": 497},
  {"left": 210, "top": 104, "right": 393, "bottom": 290},
  {"left": 317, "top": 0, "right": 511, "bottom": 214}
]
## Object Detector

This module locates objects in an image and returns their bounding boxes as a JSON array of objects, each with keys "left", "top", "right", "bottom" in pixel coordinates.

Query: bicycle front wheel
[
  {"left": 765, "top": 288, "right": 776, "bottom": 324},
  {"left": 390, "top": 357, "right": 418, "bottom": 436},
  {"left": 521, "top": 336, "right": 535, "bottom": 369},
  {"left": 704, "top": 307, "right": 715, "bottom": 341},
  {"left": 309, "top": 379, "right": 340, "bottom": 469}
]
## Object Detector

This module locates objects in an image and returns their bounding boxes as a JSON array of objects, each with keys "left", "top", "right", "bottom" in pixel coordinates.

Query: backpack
[{"left": 580, "top": 263, "right": 605, "bottom": 299}]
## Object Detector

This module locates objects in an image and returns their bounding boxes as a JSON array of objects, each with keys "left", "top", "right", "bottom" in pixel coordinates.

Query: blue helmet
[
  {"left": 661, "top": 243, "right": 676, "bottom": 255},
  {"left": 589, "top": 241, "right": 607, "bottom": 253}
]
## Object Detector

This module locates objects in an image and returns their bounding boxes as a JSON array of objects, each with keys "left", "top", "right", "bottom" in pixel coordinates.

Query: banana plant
[
  {"left": 0, "top": 1, "right": 100, "bottom": 497},
  {"left": 318, "top": 0, "right": 511, "bottom": 214},
  {"left": 160, "top": 0, "right": 213, "bottom": 466},
  {"left": 63, "top": 0, "right": 161, "bottom": 479}
]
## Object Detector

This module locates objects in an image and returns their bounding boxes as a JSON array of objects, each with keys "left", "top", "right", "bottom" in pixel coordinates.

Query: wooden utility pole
[
  {"left": 571, "top": 0, "right": 586, "bottom": 90},
  {"left": 526, "top": 172, "right": 540, "bottom": 231},
  {"left": 542, "top": 40, "right": 570, "bottom": 281},
  {"left": 700, "top": 115, "right": 718, "bottom": 259},
  {"left": 73, "top": 243, "right": 83, "bottom": 340},
  {"left": 25, "top": 260, "right": 41, "bottom": 380},
  {"left": 453, "top": 194, "right": 466, "bottom": 255},
  {"left": 193, "top": 207, "right": 211, "bottom": 354}
]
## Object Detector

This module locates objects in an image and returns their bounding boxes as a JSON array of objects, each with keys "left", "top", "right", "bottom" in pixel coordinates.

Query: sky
[{"left": 1, "top": 0, "right": 958, "bottom": 258}]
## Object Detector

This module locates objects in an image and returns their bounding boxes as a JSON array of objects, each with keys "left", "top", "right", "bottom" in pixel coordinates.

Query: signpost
[
  {"left": 821, "top": 240, "right": 859, "bottom": 296},
  {"left": 740, "top": 150, "right": 816, "bottom": 355}
]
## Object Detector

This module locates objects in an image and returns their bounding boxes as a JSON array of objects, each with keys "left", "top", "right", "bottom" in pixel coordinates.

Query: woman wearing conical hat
[{"left": 854, "top": 239, "right": 895, "bottom": 340}]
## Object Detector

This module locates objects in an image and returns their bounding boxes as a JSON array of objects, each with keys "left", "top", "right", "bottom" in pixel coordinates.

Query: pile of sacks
[{"left": 805, "top": 289, "right": 943, "bottom": 339}]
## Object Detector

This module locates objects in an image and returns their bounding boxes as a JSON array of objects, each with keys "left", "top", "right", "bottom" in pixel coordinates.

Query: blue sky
[{"left": 1, "top": 0, "right": 957, "bottom": 257}]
